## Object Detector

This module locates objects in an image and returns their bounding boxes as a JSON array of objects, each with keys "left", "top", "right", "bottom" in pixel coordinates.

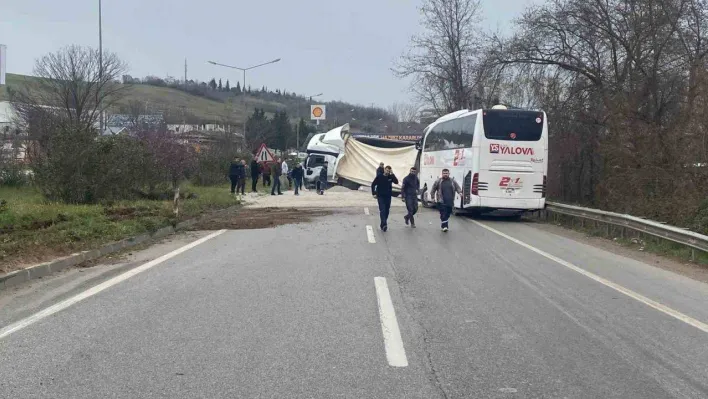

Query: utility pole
[
  {"left": 98, "top": 0, "right": 103, "bottom": 133},
  {"left": 184, "top": 58, "right": 188, "bottom": 86}
]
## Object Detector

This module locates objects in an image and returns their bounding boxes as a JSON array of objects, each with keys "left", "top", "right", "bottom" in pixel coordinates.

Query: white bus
[{"left": 417, "top": 105, "right": 548, "bottom": 215}]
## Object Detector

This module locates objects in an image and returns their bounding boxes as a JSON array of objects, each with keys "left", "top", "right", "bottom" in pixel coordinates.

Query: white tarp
[{"left": 336, "top": 136, "right": 418, "bottom": 189}]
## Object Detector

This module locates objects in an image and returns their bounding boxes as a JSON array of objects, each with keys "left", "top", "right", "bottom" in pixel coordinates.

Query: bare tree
[
  {"left": 10, "top": 45, "right": 128, "bottom": 136},
  {"left": 387, "top": 102, "right": 422, "bottom": 122},
  {"left": 393, "top": 0, "right": 483, "bottom": 113}
]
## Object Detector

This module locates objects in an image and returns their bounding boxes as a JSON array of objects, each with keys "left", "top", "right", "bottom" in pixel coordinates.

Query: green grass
[
  {"left": 1, "top": 73, "right": 284, "bottom": 126},
  {"left": 0, "top": 183, "right": 240, "bottom": 273}
]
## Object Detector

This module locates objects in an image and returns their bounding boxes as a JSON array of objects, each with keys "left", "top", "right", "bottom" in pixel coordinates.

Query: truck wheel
[{"left": 421, "top": 189, "right": 432, "bottom": 208}]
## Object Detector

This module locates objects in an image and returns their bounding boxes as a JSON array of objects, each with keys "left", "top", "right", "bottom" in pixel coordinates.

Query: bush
[
  {"left": 0, "top": 163, "right": 31, "bottom": 187},
  {"left": 33, "top": 129, "right": 152, "bottom": 203}
]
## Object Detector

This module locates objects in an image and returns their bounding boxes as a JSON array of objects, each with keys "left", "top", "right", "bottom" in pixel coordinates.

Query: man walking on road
[
  {"left": 401, "top": 167, "right": 420, "bottom": 228},
  {"left": 431, "top": 169, "right": 462, "bottom": 232},
  {"left": 371, "top": 165, "right": 399, "bottom": 232},
  {"left": 271, "top": 158, "right": 283, "bottom": 195},
  {"left": 250, "top": 157, "right": 260, "bottom": 193},
  {"left": 291, "top": 163, "right": 304, "bottom": 195}
]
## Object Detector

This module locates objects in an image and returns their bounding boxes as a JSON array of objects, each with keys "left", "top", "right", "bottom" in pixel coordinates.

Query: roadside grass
[
  {"left": 540, "top": 212, "right": 708, "bottom": 266},
  {"left": 0, "top": 183, "right": 240, "bottom": 273}
]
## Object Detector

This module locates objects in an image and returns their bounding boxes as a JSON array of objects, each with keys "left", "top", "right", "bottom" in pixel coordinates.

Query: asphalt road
[{"left": 1, "top": 205, "right": 708, "bottom": 398}]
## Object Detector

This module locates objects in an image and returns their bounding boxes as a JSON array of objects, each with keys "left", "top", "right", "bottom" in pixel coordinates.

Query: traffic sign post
[{"left": 255, "top": 143, "right": 276, "bottom": 163}]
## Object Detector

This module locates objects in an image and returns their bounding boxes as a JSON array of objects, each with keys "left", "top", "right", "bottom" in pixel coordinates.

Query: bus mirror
[{"left": 415, "top": 139, "right": 422, "bottom": 150}]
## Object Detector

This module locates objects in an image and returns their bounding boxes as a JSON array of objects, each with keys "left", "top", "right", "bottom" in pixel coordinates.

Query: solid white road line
[
  {"left": 364, "top": 207, "right": 370, "bottom": 215},
  {"left": 366, "top": 225, "right": 376, "bottom": 243},
  {"left": 471, "top": 221, "right": 708, "bottom": 334},
  {"left": 374, "top": 277, "right": 408, "bottom": 367},
  {"left": 0, "top": 230, "right": 227, "bottom": 341}
]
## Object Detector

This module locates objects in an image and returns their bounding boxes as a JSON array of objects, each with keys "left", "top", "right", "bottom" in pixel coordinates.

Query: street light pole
[
  {"left": 208, "top": 58, "right": 281, "bottom": 147},
  {"left": 98, "top": 0, "right": 103, "bottom": 133},
  {"left": 297, "top": 92, "right": 322, "bottom": 150}
]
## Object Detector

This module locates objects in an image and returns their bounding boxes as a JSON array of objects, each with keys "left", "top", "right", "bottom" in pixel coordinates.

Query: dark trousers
[
  {"left": 404, "top": 195, "right": 418, "bottom": 224},
  {"left": 377, "top": 196, "right": 392, "bottom": 228},
  {"left": 271, "top": 175, "right": 282, "bottom": 194},
  {"left": 236, "top": 177, "right": 245, "bottom": 194},
  {"left": 287, "top": 176, "right": 292, "bottom": 189},
  {"left": 439, "top": 203, "right": 453, "bottom": 229},
  {"left": 251, "top": 176, "right": 259, "bottom": 192},
  {"left": 229, "top": 175, "right": 238, "bottom": 194},
  {"left": 263, "top": 175, "right": 271, "bottom": 187},
  {"left": 318, "top": 180, "right": 327, "bottom": 193},
  {"left": 294, "top": 177, "right": 302, "bottom": 194}
]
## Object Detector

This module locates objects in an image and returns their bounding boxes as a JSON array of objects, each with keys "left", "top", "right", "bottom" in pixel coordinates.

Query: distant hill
[{"left": 0, "top": 73, "right": 397, "bottom": 133}]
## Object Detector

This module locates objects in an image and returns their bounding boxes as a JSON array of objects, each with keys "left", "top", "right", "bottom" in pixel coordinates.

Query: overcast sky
[{"left": 0, "top": 0, "right": 535, "bottom": 107}]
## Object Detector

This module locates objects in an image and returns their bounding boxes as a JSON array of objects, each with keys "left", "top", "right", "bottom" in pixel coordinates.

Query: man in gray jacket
[{"left": 431, "top": 168, "right": 462, "bottom": 232}]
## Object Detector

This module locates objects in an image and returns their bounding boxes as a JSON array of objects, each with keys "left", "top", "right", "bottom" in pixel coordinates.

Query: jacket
[
  {"left": 319, "top": 166, "right": 328, "bottom": 181},
  {"left": 281, "top": 161, "right": 289, "bottom": 176},
  {"left": 376, "top": 166, "right": 385, "bottom": 176},
  {"left": 291, "top": 166, "right": 304, "bottom": 180},
  {"left": 431, "top": 177, "right": 462, "bottom": 206},
  {"left": 401, "top": 174, "right": 420, "bottom": 198},
  {"left": 229, "top": 162, "right": 245, "bottom": 178},
  {"left": 271, "top": 162, "right": 282, "bottom": 177},
  {"left": 371, "top": 173, "right": 399, "bottom": 197},
  {"left": 250, "top": 160, "right": 260, "bottom": 177}
]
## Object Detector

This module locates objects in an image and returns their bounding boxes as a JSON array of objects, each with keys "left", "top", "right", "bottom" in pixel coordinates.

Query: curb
[{"left": 0, "top": 207, "right": 228, "bottom": 291}]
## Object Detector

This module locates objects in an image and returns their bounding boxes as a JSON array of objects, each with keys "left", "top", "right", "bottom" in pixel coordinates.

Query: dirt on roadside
[{"left": 188, "top": 207, "right": 333, "bottom": 230}]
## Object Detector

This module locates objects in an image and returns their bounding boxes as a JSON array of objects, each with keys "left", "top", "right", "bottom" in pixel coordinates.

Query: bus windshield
[{"left": 483, "top": 110, "right": 544, "bottom": 141}]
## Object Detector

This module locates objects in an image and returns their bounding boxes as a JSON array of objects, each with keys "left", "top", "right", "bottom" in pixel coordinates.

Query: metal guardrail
[{"left": 544, "top": 202, "right": 708, "bottom": 254}]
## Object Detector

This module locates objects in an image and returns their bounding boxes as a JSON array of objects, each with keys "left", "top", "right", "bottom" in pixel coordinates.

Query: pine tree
[
  {"left": 209, "top": 78, "right": 217, "bottom": 91},
  {"left": 235, "top": 81, "right": 242, "bottom": 94},
  {"left": 218, "top": 79, "right": 223, "bottom": 91},
  {"left": 225, "top": 80, "right": 230, "bottom": 91}
]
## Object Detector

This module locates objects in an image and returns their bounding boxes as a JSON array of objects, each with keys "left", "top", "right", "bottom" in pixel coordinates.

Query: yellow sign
[{"left": 310, "top": 105, "right": 326, "bottom": 121}]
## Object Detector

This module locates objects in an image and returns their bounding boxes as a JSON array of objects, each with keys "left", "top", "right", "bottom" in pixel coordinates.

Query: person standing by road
[
  {"left": 431, "top": 169, "right": 462, "bottom": 232},
  {"left": 250, "top": 157, "right": 260, "bottom": 193},
  {"left": 401, "top": 167, "right": 420, "bottom": 228},
  {"left": 261, "top": 162, "right": 271, "bottom": 187},
  {"left": 228, "top": 157, "right": 241, "bottom": 195},
  {"left": 271, "top": 157, "right": 283, "bottom": 195},
  {"left": 291, "top": 163, "right": 304, "bottom": 195},
  {"left": 376, "top": 162, "right": 385, "bottom": 177},
  {"left": 318, "top": 162, "right": 328, "bottom": 195},
  {"left": 281, "top": 158, "right": 290, "bottom": 190},
  {"left": 371, "top": 165, "right": 399, "bottom": 232},
  {"left": 236, "top": 159, "right": 247, "bottom": 196}
]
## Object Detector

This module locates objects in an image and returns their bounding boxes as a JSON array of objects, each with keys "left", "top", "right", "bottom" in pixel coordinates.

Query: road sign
[
  {"left": 255, "top": 143, "right": 275, "bottom": 163},
  {"left": 310, "top": 105, "right": 326, "bottom": 121}
]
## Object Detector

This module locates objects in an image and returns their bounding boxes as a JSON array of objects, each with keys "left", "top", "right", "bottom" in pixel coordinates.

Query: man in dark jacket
[
  {"left": 250, "top": 157, "right": 260, "bottom": 193},
  {"left": 376, "top": 162, "right": 385, "bottom": 177},
  {"left": 318, "top": 162, "right": 328, "bottom": 195},
  {"left": 271, "top": 158, "right": 283, "bottom": 195},
  {"left": 291, "top": 163, "right": 304, "bottom": 195},
  {"left": 431, "top": 168, "right": 462, "bottom": 232},
  {"left": 371, "top": 165, "right": 399, "bottom": 231},
  {"left": 400, "top": 167, "right": 420, "bottom": 228},
  {"left": 228, "top": 157, "right": 242, "bottom": 195},
  {"left": 236, "top": 159, "right": 247, "bottom": 195}
]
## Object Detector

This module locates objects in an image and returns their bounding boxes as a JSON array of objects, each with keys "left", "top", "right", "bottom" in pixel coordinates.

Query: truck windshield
[{"left": 483, "top": 110, "right": 543, "bottom": 141}]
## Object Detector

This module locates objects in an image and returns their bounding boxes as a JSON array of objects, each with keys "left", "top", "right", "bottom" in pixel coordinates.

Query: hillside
[{"left": 0, "top": 73, "right": 395, "bottom": 132}]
